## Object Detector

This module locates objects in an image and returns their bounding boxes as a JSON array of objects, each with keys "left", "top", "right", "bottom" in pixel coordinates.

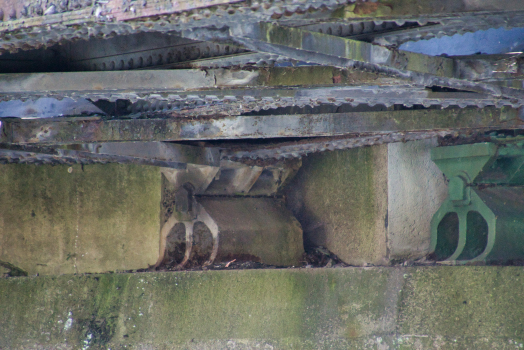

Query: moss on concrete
[
  {"left": 284, "top": 146, "right": 388, "bottom": 265},
  {"left": 399, "top": 267, "right": 524, "bottom": 341},
  {"left": 1, "top": 267, "right": 523, "bottom": 349},
  {"left": 0, "top": 163, "right": 162, "bottom": 275},
  {"left": 0, "top": 268, "right": 397, "bottom": 349}
]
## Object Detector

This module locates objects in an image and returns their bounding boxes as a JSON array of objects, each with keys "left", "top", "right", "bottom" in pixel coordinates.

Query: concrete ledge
[{"left": 1, "top": 267, "right": 523, "bottom": 349}]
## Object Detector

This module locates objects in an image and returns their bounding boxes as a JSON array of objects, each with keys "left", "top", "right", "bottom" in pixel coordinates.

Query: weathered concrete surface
[
  {"left": 198, "top": 197, "right": 304, "bottom": 266},
  {"left": 0, "top": 267, "right": 523, "bottom": 349},
  {"left": 387, "top": 139, "right": 448, "bottom": 261},
  {"left": 285, "top": 146, "right": 389, "bottom": 266},
  {"left": 285, "top": 139, "right": 447, "bottom": 265},
  {"left": 0, "top": 164, "right": 162, "bottom": 275}
]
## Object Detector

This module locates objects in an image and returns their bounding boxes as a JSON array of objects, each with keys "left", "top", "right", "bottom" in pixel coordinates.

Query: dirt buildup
[{"left": 153, "top": 244, "right": 348, "bottom": 272}]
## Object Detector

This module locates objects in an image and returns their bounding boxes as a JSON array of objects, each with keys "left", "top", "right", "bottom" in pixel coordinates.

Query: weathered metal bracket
[
  {"left": 431, "top": 142, "right": 524, "bottom": 262},
  {"left": 158, "top": 158, "right": 303, "bottom": 268},
  {"left": 157, "top": 200, "right": 220, "bottom": 269}
]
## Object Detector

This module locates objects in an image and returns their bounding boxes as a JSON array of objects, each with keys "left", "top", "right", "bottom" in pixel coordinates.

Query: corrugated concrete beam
[
  {"left": 0, "top": 142, "right": 221, "bottom": 168},
  {"left": 1, "top": 0, "right": 524, "bottom": 35},
  {"left": 0, "top": 267, "right": 523, "bottom": 349},
  {"left": 336, "top": 1, "right": 524, "bottom": 19},
  {"left": 229, "top": 22, "right": 524, "bottom": 100},
  {"left": 1, "top": 107, "right": 519, "bottom": 144},
  {"left": 0, "top": 67, "right": 403, "bottom": 99}
]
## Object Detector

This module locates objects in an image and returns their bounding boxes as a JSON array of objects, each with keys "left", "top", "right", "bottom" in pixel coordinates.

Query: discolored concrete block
[
  {"left": 285, "top": 139, "right": 447, "bottom": 265},
  {"left": 285, "top": 145, "right": 389, "bottom": 266},
  {"left": 0, "top": 163, "right": 162, "bottom": 275},
  {"left": 399, "top": 267, "right": 524, "bottom": 344},
  {"left": 387, "top": 138, "right": 448, "bottom": 261},
  {"left": 197, "top": 197, "right": 304, "bottom": 266}
]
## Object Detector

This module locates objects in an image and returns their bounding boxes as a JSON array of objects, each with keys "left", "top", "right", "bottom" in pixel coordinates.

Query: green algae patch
[
  {"left": 0, "top": 274, "right": 101, "bottom": 348},
  {"left": 285, "top": 146, "right": 388, "bottom": 265}
]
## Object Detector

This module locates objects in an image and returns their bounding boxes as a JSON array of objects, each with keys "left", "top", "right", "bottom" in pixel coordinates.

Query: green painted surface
[
  {"left": 0, "top": 163, "right": 162, "bottom": 275},
  {"left": 285, "top": 146, "right": 388, "bottom": 265},
  {"left": 430, "top": 143, "right": 524, "bottom": 262},
  {"left": 0, "top": 267, "right": 523, "bottom": 349}
]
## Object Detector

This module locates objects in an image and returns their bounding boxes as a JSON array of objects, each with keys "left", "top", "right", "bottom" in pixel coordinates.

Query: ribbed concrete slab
[
  {"left": 0, "top": 267, "right": 522, "bottom": 349},
  {"left": 0, "top": 163, "right": 162, "bottom": 275}
]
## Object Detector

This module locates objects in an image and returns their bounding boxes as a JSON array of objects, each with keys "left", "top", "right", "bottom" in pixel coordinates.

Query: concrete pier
[{"left": 285, "top": 139, "right": 448, "bottom": 265}]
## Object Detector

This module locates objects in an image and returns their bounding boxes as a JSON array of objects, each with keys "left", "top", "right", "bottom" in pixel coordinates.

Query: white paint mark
[
  {"left": 82, "top": 332, "right": 93, "bottom": 350},
  {"left": 64, "top": 312, "right": 73, "bottom": 331}
]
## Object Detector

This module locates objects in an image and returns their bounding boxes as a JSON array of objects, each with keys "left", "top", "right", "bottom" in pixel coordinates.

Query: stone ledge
[{"left": 0, "top": 266, "right": 522, "bottom": 349}]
